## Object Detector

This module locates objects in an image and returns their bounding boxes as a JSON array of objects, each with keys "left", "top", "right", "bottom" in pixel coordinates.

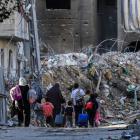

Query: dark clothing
[
  {"left": 65, "top": 106, "right": 73, "bottom": 116},
  {"left": 46, "top": 83, "right": 65, "bottom": 120},
  {"left": 46, "top": 116, "right": 54, "bottom": 127},
  {"left": 18, "top": 85, "right": 30, "bottom": 109},
  {"left": 87, "top": 98, "right": 98, "bottom": 126},
  {"left": 65, "top": 106, "right": 73, "bottom": 127},
  {"left": 87, "top": 110, "right": 94, "bottom": 126},
  {"left": 66, "top": 116, "right": 73, "bottom": 127},
  {"left": 74, "top": 105, "right": 83, "bottom": 126},
  {"left": 17, "top": 85, "right": 30, "bottom": 127}
]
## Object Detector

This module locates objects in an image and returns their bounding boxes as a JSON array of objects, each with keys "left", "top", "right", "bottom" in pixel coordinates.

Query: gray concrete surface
[{"left": 0, "top": 125, "right": 131, "bottom": 140}]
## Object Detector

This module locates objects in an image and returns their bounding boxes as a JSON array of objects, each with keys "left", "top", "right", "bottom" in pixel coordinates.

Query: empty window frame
[
  {"left": 105, "top": 0, "right": 116, "bottom": 6},
  {"left": 97, "top": 0, "right": 104, "bottom": 13},
  {"left": 8, "top": 50, "right": 13, "bottom": 70},
  {"left": 97, "top": 0, "right": 116, "bottom": 13},
  {"left": 1, "top": 49, "right": 4, "bottom": 67},
  {"left": 46, "top": 0, "right": 71, "bottom": 9}
]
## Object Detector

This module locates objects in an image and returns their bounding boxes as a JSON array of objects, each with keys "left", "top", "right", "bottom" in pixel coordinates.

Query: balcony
[{"left": 0, "top": 12, "right": 29, "bottom": 41}]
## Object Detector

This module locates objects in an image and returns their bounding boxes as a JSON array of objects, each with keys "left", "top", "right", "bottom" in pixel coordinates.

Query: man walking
[{"left": 71, "top": 83, "right": 85, "bottom": 126}]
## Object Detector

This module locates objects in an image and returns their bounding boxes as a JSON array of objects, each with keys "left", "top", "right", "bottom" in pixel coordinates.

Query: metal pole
[
  {"left": 134, "top": 89, "right": 137, "bottom": 109},
  {"left": 31, "top": 0, "right": 41, "bottom": 75},
  {"left": 134, "top": 86, "right": 140, "bottom": 109}
]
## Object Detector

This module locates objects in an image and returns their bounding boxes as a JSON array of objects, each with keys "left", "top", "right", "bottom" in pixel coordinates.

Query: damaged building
[
  {"left": 118, "top": 0, "right": 140, "bottom": 52},
  {"left": 0, "top": 0, "right": 39, "bottom": 123},
  {"left": 36, "top": 0, "right": 117, "bottom": 54},
  {"left": 0, "top": 0, "right": 40, "bottom": 81},
  {"left": 0, "top": 12, "right": 29, "bottom": 79},
  {"left": 36, "top": 0, "right": 99, "bottom": 54},
  {"left": 0, "top": 2, "right": 29, "bottom": 124},
  {"left": 36, "top": 0, "right": 140, "bottom": 55}
]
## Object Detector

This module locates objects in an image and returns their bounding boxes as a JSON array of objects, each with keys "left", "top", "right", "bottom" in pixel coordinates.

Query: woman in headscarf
[
  {"left": 46, "top": 83, "right": 65, "bottom": 120},
  {"left": 10, "top": 77, "right": 30, "bottom": 127}
]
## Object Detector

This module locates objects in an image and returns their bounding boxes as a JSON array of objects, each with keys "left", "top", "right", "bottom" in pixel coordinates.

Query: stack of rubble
[
  {"left": 90, "top": 52, "right": 140, "bottom": 124},
  {"left": 42, "top": 66, "right": 92, "bottom": 99},
  {"left": 42, "top": 51, "right": 140, "bottom": 125}
]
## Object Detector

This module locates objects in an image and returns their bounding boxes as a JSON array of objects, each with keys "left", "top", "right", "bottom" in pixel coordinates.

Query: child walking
[
  {"left": 28, "top": 88, "right": 44, "bottom": 127},
  {"left": 64, "top": 100, "right": 74, "bottom": 128},
  {"left": 33, "top": 102, "right": 44, "bottom": 127}
]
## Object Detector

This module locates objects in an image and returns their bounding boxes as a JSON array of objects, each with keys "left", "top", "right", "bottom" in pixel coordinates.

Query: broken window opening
[
  {"left": 97, "top": 0, "right": 104, "bottom": 14},
  {"left": 97, "top": 0, "right": 117, "bottom": 13},
  {"left": 1, "top": 49, "right": 4, "bottom": 67},
  {"left": 8, "top": 50, "right": 13, "bottom": 76},
  {"left": 17, "top": 60, "right": 20, "bottom": 77},
  {"left": 105, "top": 0, "right": 116, "bottom": 6},
  {"left": 46, "top": 0, "right": 71, "bottom": 10},
  {"left": 124, "top": 41, "right": 140, "bottom": 52}
]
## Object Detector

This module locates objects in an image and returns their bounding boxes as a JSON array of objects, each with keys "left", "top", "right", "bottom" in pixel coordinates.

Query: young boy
[
  {"left": 28, "top": 88, "right": 44, "bottom": 127},
  {"left": 41, "top": 97, "right": 54, "bottom": 127},
  {"left": 65, "top": 100, "right": 74, "bottom": 128}
]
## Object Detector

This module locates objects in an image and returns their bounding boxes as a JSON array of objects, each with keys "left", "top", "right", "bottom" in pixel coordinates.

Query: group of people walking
[{"left": 10, "top": 77, "right": 100, "bottom": 128}]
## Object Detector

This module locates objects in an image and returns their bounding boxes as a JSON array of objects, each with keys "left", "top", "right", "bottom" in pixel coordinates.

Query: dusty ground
[{"left": 0, "top": 125, "right": 131, "bottom": 140}]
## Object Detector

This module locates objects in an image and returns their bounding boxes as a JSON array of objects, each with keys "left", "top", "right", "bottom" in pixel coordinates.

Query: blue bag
[
  {"left": 78, "top": 113, "right": 88, "bottom": 127},
  {"left": 55, "top": 114, "right": 64, "bottom": 126}
]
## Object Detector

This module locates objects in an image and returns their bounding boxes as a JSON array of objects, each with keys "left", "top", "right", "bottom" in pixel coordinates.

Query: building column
[{"left": 117, "top": 0, "right": 124, "bottom": 51}]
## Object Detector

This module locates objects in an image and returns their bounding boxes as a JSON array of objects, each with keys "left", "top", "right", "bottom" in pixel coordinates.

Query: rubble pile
[
  {"left": 6, "top": 51, "right": 140, "bottom": 127},
  {"left": 42, "top": 66, "right": 92, "bottom": 98},
  {"left": 42, "top": 51, "right": 140, "bottom": 125},
  {"left": 90, "top": 51, "right": 140, "bottom": 124}
]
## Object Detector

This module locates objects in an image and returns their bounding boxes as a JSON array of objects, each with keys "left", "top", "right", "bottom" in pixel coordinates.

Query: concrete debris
[
  {"left": 111, "top": 121, "right": 125, "bottom": 125},
  {"left": 121, "top": 131, "right": 133, "bottom": 139},
  {"left": 46, "top": 53, "right": 88, "bottom": 68},
  {"left": 6, "top": 51, "right": 140, "bottom": 129},
  {"left": 41, "top": 51, "right": 140, "bottom": 127}
]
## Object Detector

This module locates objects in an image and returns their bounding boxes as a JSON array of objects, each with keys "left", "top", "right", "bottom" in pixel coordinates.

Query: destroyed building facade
[
  {"left": 0, "top": 12, "right": 29, "bottom": 79},
  {"left": 118, "top": 0, "right": 140, "bottom": 51},
  {"left": 0, "top": 0, "right": 39, "bottom": 124},
  {"left": 36, "top": 0, "right": 117, "bottom": 54},
  {"left": 0, "top": 0, "right": 40, "bottom": 81},
  {"left": 37, "top": 0, "right": 140, "bottom": 54}
]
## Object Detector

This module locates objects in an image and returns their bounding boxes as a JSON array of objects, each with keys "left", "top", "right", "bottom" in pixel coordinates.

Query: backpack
[
  {"left": 75, "top": 89, "right": 84, "bottom": 106},
  {"left": 10, "top": 85, "right": 22, "bottom": 101},
  {"left": 42, "top": 102, "right": 54, "bottom": 118},
  {"left": 85, "top": 101, "right": 93, "bottom": 110}
]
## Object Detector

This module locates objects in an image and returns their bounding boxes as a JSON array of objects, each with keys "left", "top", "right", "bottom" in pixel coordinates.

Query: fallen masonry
[{"left": 41, "top": 51, "right": 140, "bottom": 126}]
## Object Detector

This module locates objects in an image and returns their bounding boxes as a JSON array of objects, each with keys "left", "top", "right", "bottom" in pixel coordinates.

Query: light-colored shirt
[{"left": 71, "top": 88, "right": 85, "bottom": 105}]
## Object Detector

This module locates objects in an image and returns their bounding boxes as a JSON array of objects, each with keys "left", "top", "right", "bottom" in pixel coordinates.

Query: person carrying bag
[{"left": 71, "top": 83, "right": 85, "bottom": 126}]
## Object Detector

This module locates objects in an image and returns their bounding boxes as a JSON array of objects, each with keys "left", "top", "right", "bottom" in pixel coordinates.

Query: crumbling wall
[
  {"left": 36, "top": 0, "right": 98, "bottom": 53},
  {"left": 117, "top": 0, "right": 140, "bottom": 50}
]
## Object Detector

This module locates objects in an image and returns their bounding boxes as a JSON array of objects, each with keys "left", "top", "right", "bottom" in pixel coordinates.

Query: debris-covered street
[{"left": 0, "top": 125, "right": 133, "bottom": 140}]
